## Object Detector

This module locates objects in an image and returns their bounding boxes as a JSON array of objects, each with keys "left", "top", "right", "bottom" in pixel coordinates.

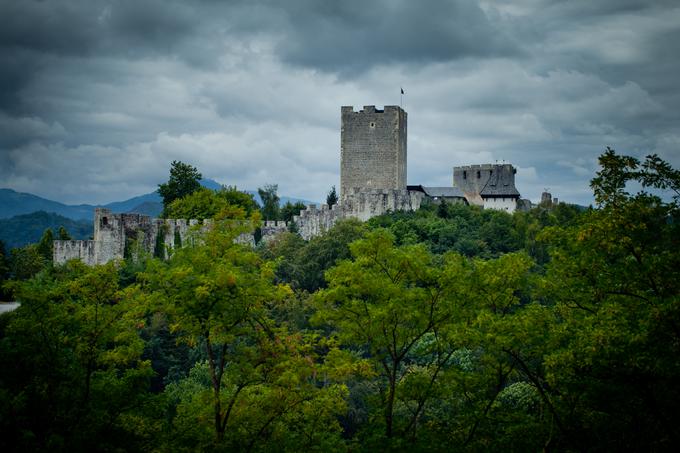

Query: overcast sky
[{"left": 1, "top": 0, "right": 679, "bottom": 206}]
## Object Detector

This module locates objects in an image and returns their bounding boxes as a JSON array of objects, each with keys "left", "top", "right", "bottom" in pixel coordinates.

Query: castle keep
[
  {"left": 55, "top": 105, "right": 525, "bottom": 265},
  {"left": 340, "top": 105, "right": 407, "bottom": 195}
]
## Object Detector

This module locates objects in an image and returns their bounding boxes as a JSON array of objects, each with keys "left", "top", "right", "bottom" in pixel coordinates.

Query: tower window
[
  {"left": 477, "top": 171, "right": 481, "bottom": 178},
  {"left": 463, "top": 171, "right": 467, "bottom": 179},
  {"left": 369, "top": 122, "right": 375, "bottom": 128},
  {"left": 102, "top": 217, "right": 108, "bottom": 226}
]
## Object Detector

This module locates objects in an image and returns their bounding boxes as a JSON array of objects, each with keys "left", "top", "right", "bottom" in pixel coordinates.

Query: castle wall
[
  {"left": 260, "top": 221, "right": 289, "bottom": 243},
  {"left": 453, "top": 164, "right": 496, "bottom": 200},
  {"left": 483, "top": 197, "right": 518, "bottom": 213},
  {"left": 294, "top": 203, "right": 344, "bottom": 241},
  {"left": 293, "top": 189, "right": 423, "bottom": 240},
  {"left": 54, "top": 208, "right": 215, "bottom": 265},
  {"left": 340, "top": 105, "right": 407, "bottom": 196},
  {"left": 341, "top": 188, "right": 424, "bottom": 222},
  {"left": 54, "top": 240, "right": 97, "bottom": 266}
]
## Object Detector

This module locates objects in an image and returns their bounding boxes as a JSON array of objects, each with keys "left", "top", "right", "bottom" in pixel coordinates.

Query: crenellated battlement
[
  {"left": 55, "top": 103, "right": 530, "bottom": 265},
  {"left": 341, "top": 104, "right": 407, "bottom": 197},
  {"left": 55, "top": 210, "right": 228, "bottom": 265}
]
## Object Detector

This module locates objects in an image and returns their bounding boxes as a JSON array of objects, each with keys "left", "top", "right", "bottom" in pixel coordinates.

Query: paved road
[{"left": 0, "top": 302, "right": 20, "bottom": 314}]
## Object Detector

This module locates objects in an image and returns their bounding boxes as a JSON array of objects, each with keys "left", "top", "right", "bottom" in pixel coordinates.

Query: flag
[{"left": 401, "top": 88, "right": 404, "bottom": 94}]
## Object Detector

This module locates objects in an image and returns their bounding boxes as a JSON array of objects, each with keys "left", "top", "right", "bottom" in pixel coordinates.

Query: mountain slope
[
  {"left": 0, "top": 188, "right": 94, "bottom": 220},
  {"left": 0, "top": 180, "right": 319, "bottom": 221},
  {"left": 0, "top": 211, "right": 93, "bottom": 249}
]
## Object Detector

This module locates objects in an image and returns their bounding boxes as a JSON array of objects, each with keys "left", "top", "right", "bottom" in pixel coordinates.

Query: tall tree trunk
[
  {"left": 205, "top": 334, "right": 224, "bottom": 442},
  {"left": 385, "top": 361, "right": 398, "bottom": 438}
]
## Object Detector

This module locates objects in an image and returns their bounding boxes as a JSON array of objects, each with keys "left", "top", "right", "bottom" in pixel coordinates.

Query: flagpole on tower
[{"left": 400, "top": 87, "right": 404, "bottom": 108}]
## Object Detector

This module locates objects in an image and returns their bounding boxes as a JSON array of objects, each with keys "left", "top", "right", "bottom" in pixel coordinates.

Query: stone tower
[{"left": 340, "top": 105, "right": 407, "bottom": 197}]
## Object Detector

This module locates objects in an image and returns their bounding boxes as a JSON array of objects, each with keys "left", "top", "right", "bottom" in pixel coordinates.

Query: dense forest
[{"left": 0, "top": 149, "right": 678, "bottom": 452}]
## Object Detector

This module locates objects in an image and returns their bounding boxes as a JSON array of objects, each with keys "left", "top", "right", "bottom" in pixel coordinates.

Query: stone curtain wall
[
  {"left": 53, "top": 240, "right": 97, "bottom": 266},
  {"left": 340, "top": 105, "right": 407, "bottom": 197},
  {"left": 54, "top": 208, "right": 213, "bottom": 265},
  {"left": 294, "top": 204, "right": 344, "bottom": 240},
  {"left": 341, "top": 188, "right": 424, "bottom": 222},
  {"left": 293, "top": 189, "right": 424, "bottom": 240}
]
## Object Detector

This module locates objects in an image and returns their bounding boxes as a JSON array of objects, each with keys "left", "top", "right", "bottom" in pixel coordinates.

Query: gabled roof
[
  {"left": 479, "top": 168, "right": 520, "bottom": 197},
  {"left": 421, "top": 186, "right": 465, "bottom": 198}
]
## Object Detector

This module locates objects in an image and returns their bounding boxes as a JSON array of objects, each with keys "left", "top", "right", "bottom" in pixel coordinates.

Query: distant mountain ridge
[
  {"left": 0, "top": 211, "right": 92, "bottom": 250},
  {"left": 0, "top": 180, "right": 319, "bottom": 221}
]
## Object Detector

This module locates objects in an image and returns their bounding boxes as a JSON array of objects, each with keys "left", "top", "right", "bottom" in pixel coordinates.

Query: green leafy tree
[
  {"left": 260, "top": 219, "right": 366, "bottom": 292},
  {"left": 138, "top": 218, "right": 347, "bottom": 449},
  {"left": 326, "top": 186, "right": 338, "bottom": 208},
  {"left": 535, "top": 149, "right": 680, "bottom": 450},
  {"left": 36, "top": 227, "right": 54, "bottom": 264},
  {"left": 158, "top": 161, "right": 202, "bottom": 217},
  {"left": 313, "top": 230, "right": 462, "bottom": 442},
  {"left": 9, "top": 245, "right": 46, "bottom": 280},
  {"left": 219, "top": 185, "right": 259, "bottom": 215},
  {"left": 57, "top": 226, "right": 71, "bottom": 240},
  {"left": 166, "top": 186, "right": 260, "bottom": 220},
  {"left": 0, "top": 262, "right": 153, "bottom": 451},
  {"left": 258, "top": 184, "right": 280, "bottom": 221},
  {"left": 280, "top": 201, "right": 307, "bottom": 222},
  {"left": 0, "top": 240, "right": 8, "bottom": 300}
]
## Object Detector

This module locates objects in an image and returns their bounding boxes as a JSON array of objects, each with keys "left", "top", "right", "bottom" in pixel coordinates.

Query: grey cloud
[
  {"left": 272, "top": 0, "right": 519, "bottom": 72},
  {"left": 1, "top": 0, "right": 679, "bottom": 207}
]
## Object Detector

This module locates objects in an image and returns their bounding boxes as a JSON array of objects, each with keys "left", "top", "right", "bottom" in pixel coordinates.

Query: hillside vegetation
[
  {"left": 0, "top": 149, "right": 678, "bottom": 452},
  {"left": 0, "top": 211, "right": 92, "bottom": 249}
]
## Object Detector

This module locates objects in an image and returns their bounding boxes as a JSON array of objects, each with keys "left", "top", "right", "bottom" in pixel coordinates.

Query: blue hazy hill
[{"left": 0, "top": 180, "right": 319, "bottom": 221}]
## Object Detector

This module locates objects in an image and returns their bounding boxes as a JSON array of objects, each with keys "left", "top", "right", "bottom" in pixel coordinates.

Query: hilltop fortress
[{"left": 54, "top": 105, "right": 526, "bottom": 265}]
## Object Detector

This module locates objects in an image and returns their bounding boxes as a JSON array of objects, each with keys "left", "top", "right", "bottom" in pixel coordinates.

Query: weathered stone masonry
[
  {"left": 54, "top": 208, "right": 213, "bottom": 265},
  {"left": 293, "top": 105, "right": 420, "bottom": 240},
  {"left": 341, "top": 105, "right": 407, "bottom": 195},
  {"left": 55, "top": 104, "right": 527, "bottom": 264}
]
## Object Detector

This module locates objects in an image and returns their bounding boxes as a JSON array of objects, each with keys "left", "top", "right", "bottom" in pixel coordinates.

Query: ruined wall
[
  {"left": 340, "top": 105, "right": 407, "bottom": 197},
  {"left": 54, "top": 208, "right": 213, "bottom": 265},
  {"left": 260, "top": 221, "right": 289, "bottom": 243},
  {"left": 54, "top": 240, "right": 97, "bottom": 266},
  {"left": 294, "top": 204, "right": 344, "bottom": 241}
]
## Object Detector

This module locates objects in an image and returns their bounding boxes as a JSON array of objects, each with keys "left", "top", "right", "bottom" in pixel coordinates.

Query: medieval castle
[{"left": 54, "top": 105, "right": 527, "bottom": 265}]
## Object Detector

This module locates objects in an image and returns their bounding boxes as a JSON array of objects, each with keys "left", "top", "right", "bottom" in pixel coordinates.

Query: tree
[
  {"left": 260, "top": 219, "right": 366, "bottom": 292},
  {"left": 280, "top": 201, "right": 307, "bottom": 222},
  {"left": 535, "top": 149, "right": 680, "bottom": 450},
  {"left": 36, "top": 228, "right": 54, "bottom": 264},
  {"left": 326, "top": 186, "right": 338, "bottom": 208},
  {"left": 0, "top": 240, "right": 8, "bottom": 300},
  {"left": 258, "top": 184, "right": 280, "bottom": 221},
  {"left": 139, "top": 219, "right": 347, "bottom": 449},
  {"left": 9, "top": 245, "right": 46, "bottom": 280},
  {"left": 158, "top": 161, "right": 202, "bottom": 217},
  {"left": 0, "top": 262, "right": 154, "bottom": 451},
  {"left": 313, "top": 230, "right": 461, "bottom": 442},
  {"left": 165, "top": 186, "right": 260, "bottom": 220},
  {"left": 219, "top": 185, "right": 259, "bottom": 215},
  {"left": 57, "top": 226, "right": 71, "bottom": 240}
]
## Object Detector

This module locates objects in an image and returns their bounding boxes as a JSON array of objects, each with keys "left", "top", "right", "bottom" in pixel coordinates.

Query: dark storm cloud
[
  {"left": 266, "top": 0, "right": 519, "bottom": 72},
  {"left": 0, "top": 0, "right": 678, "bottom": 205}
]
